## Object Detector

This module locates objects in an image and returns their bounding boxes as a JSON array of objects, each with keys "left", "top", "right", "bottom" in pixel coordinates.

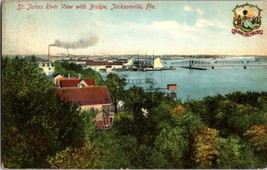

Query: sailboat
[
  {"left": 128, "top": 56, "right": 174, "bottom": 71},
  {"left": 123, "top": 57, "right": 135, "bottom": 68},
  {"left": 146, "top": 57, "right": 164, "bottom": 71}
]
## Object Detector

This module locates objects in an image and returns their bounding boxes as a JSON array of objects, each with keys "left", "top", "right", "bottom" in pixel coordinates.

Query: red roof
[
  {"left": 56, "top": 77, "right": 77, "bottom": 86},
  {"left": 54, "top": 86, "right": 112, "bottom": 106},
  {"left": 60, "top": 79, "right": 80, "bottom": 88},
  {"left": 83, "top": 79, "right": 96, "bottom": 86},
  {"left": 59, "top": 78, "right": 96, "bottom": 88}
]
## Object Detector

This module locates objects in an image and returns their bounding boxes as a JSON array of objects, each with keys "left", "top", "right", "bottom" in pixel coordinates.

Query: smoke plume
[{"left": 49, "top": 36, "right": 99, "bottom": 49}]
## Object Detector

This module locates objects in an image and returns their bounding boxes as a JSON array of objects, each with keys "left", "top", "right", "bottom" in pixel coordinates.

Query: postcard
[{"left": 2, "top": 0, "right": 267, "bottom": 169}]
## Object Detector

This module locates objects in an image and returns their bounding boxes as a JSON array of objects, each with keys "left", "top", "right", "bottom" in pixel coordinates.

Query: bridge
[{"left": 169, "top": 59, "right": 267, "bottom": 69}]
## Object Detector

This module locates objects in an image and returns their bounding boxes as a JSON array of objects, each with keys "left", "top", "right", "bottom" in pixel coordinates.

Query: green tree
[
  {"left": 54, "top": 61, "right": 103, "bottom": 85},
  {"left": 154, "top": 124, "right": 189, "bottom": 168},
  {"left": 47, "top": 140, "right": 100, "bottom": 168},
  {"left": 113, "top": 111, "right": 135, "bottom": 135},
  {"left": 216, "top": 136, "right": 263, "bottom": 168},
  {"left": 173, "top": 112, "right": 204, "bottom": 168},
  {"left": 124, "top": 85, "right": 146, "bottom": 113},
  {"left": 226, "top": 91, "right": 265, "bottom": 108},
  {"left": 227, "top": 103, "right": 262, "bottom": 135},
  {"left": 2, "top": 57, "right": 89, "bottom": 168},
  {"left": 104, "top": 73, "right": 126, "bottom": 113},
  {"left": 81, "top": 68, "right": 104, "bottom": 85},
  {"left": 92, "top": 131, "right": 133, "bottom": 168},
  {"left": 54, "top": 61, "right": 77, "bottom": 77},
  {"left": 124, "top": 85, "right": 171, "bottom": 145},
  {"left": 129, "top": 144, "right": 167, "bottom": 168}
]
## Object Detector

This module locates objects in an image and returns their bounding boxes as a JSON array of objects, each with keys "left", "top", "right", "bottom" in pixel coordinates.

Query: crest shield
[
  {"left": 232, "top": 3, "right": 262, "bottom": 33},
  {"left": 232, "top": 3, "right": 263, "bottom": 37}
]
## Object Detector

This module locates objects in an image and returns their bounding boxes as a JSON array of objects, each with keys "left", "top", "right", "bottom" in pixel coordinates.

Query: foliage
[
  {"left": 124, "top": 85, "right": 146, "bottom": 113},
  {"left": 154, "top": 125, "right": 189, "bottom": 168},
  {"left": 47, "top": 141, "right": 100, "bottom": 168},
  {"left": 194, "top": 127, "right": 219, "bottom": 168},
  {"left": 2, "top": 57, "right": 53, "bottom": 97},
  {"left": 54, "top": 61, "right": 103, "bottom": 85},
  {"left": 128, "top": 144, "right": 168, "bottom": 168},
  {"left": 92, "top": 130, "right": 133, "bottom": 168},
  {"left": 226, "top": 91, "right": 266, "bottom": 108},
  {"left": 2, "top": 57, "right": 90, "bottom": 168},
  {"left": 113, "top": 111, "right": 135, "bottom": 135},
  {"left": 244, "top": 125, "right": 267, "bottom": 153},
  {"left": 54, "top": 61, "right": 77, "bottom": 77},
  {"left": 104, "top": 73, "right": 127, "bottom": 113},
  {"left": 216, "top": 136, "right": 262, "bottom": 168},
  {"left": 2, "top": 57, "right": 267, "bottom": 169},
  {"left": 171, "top": 104, "right": 187, "bottom": 117}
]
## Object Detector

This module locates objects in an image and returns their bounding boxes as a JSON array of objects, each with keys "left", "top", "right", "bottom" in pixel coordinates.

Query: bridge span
[{"left": 168, "top": 59, "right": 267, "bottom": 69}]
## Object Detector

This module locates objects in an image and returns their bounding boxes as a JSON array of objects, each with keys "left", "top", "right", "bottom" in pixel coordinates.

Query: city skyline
[{"left": 2, "top": 0, "right": 267, "bottom": 56}]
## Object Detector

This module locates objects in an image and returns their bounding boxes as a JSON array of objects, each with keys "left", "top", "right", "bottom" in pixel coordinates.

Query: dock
[{"left": 126, "top": 78, "right": 156, "bottom": 84}]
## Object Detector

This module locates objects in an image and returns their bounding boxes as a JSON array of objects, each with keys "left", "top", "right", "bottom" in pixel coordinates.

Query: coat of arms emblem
[{"left": 232, "top": 3, "right": 263, "bottom": 37}]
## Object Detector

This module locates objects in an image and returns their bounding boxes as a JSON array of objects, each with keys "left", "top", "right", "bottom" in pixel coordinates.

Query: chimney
[
  {"left": 78, "top": 73, "right": 81, "bottom": 80},
  {"left": 68, "top": 73, "right": 70, "bottom": 79}
]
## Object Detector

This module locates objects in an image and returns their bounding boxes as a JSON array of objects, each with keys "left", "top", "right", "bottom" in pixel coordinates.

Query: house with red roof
[
  {"left": 53, "top": 74, "right": 96, "bottom": 88},
  {"left": 59, "top": 78, "right": 95, "bottom": 88},
  {"left": 53, "top": 74, "right": 65, "bottom": 85},
  {"left": 80, "top": 79, "right": 96, "bottom": 87},
  {"left": 59, "top": 79, "right": 81, "bottom": 88},
  {"left": 55, "top": 86, "right": 114, "bottom": 130}
]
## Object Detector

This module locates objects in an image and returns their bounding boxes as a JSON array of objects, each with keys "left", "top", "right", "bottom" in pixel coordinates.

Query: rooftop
[
  {"left": 54, "top": 86, "right": 112, "bottom": 106},
  {"left": 59, "top": 78, "right": 96, "bottom": 88}
]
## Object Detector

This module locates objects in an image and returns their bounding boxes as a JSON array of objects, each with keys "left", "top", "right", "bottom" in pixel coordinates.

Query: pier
[{"left": 126, "top": 78, "right": 156, "bottom": 84}]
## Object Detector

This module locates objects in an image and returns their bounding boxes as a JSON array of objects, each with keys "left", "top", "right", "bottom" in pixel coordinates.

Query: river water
[{"left": 101, "top": 63, "right": 267, "bottom": 101}]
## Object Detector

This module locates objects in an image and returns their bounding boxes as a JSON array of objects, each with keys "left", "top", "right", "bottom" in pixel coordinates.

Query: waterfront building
[
  {"left": 38, "top": 61, "right": 55, "bottom": 76},
  {"left": 85, "top": 60, "right": 124, "bottom": 72}
]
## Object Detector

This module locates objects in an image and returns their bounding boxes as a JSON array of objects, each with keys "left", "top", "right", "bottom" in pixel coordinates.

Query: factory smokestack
[{"left": 48, "top": 45, "right": 51, "bottom": 61}]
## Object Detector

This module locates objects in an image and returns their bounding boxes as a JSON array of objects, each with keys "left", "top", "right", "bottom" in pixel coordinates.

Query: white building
[{"left": 38, "top": 61, "right": 55, "bottom": 76}]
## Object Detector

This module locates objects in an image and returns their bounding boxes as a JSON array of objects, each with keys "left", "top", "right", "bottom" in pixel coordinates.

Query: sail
[
  {"left": 153, "top": 57, "right": 163, "bottom": 68},
  {"left": 124, "top": 57, "right": 135, "bottom": 66}
]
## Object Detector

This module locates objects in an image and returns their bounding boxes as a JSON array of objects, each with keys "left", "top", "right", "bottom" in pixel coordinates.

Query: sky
[{"left": 2, "top": 0, "right": 267, "bottom": 56}]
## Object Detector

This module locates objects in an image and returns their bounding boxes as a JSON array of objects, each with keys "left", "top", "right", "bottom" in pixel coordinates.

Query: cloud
[
  {"left": 184, "top": 6, "right": 204, "bottom": 16},
  {"left": 97, "top": 20, "right": 207, "bottom": 54},
  {"left": 196, "top": 18, "right": 229, "bottom": 29},
  {"left": 184, "top": 6, "right": 193, "bottom": 12},
  {"left": 92, "top": 19, "right": 237, "bottom": 55},
  {"left": 121, "top": 20, "right": 201, "bottom": 40},
  {"left": 196, "top": 8, "right": 204, "bottom": 16}
]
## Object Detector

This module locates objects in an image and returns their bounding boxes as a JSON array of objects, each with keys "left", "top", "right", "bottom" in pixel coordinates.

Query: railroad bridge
[{"left": 170, "top": 59, "right": 266, "bottom": 68}]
